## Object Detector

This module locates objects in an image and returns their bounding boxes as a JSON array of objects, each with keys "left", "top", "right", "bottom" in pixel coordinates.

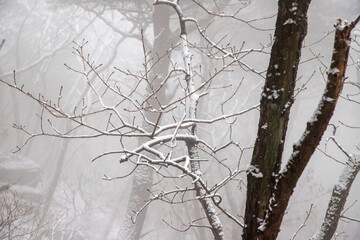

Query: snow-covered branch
[{"left": 310, "top": 143, "right": 360, "bottom": 240}]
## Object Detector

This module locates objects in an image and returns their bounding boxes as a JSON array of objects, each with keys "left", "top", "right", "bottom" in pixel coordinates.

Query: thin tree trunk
[
  {"left": 152, "top": 1, "right": 227, "bottom": 239},
  {"left": 186, "top": 140, "right": 226, "bottom": 240},
  {"left": 183, "top": 32, "right": 225, "bottom": 238},
  {"left": 182, "top": 31, "right": 226, "bottom": 239}
]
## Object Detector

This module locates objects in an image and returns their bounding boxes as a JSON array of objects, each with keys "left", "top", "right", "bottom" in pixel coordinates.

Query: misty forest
[{"left": 1, "top": 0, "right": 360, "bottom": 239}]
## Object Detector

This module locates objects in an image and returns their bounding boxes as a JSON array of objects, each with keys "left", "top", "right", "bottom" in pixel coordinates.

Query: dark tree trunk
[
  {"left": 243, "top": 1, "right": 311, "bottom": 239},
  {"left": 264, "top": 16, "right": 360, "bottom": 239},
  {"left": 244, "top": 2, "right": 359, "bottom": 237}
]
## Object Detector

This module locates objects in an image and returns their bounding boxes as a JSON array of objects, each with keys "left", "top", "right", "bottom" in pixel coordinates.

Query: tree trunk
[
  {"left": 152, "top": 1, "right": 227, "bottom": 238},
  {"left": 117, "top": 5, "right": 173, "bottom": 240},
  {"left": 243, "top": 0, "right": 311, "bottom": 239},
  {"left": 263, "top": 16, "right": 360, "bottom": 239}
]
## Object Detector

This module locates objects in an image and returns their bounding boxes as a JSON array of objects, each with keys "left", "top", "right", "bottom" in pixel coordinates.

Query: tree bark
[
  {"left": 243, "top": 1, "right": 311, "bottom": 239},
  {"left": 263, "top": 16, "right": 360, "bottom": 239}
]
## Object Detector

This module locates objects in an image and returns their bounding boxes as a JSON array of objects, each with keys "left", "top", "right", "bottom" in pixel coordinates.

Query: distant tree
[{"left": 0, "top": 190, "right": 49, "bottom": 240}]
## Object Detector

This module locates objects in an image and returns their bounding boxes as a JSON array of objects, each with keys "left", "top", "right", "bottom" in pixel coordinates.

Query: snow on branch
[
  {"left": 310, "top": 143, "right": 360, "bottom": 240},
  {"left": 117, "top": 134, "right": 197, "bottom": 162},
  {"left": 281, "top": 16, "right": 360, "bottom": 177},
  {"left": 152, "top": 1, "right": 234, "bottom": 239},
  {"left": 0, "top": 3, "right": 261, "bottom": 237},
  {"left": 154, "top": 0, "right": 268, "bottom": 78}
]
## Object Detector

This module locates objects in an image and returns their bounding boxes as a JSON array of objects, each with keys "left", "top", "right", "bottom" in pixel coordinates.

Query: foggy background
[{"left": 0, "top": 0, "right": 360, "bottom": 239}]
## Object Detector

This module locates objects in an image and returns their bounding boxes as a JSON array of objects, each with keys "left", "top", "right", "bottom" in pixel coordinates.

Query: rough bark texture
[
  {"left": 263, "top": 16, "right": 360, "bottom": 239},
  {"left": 243, "top": 1, "right": 311, "bottom": 239}
]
